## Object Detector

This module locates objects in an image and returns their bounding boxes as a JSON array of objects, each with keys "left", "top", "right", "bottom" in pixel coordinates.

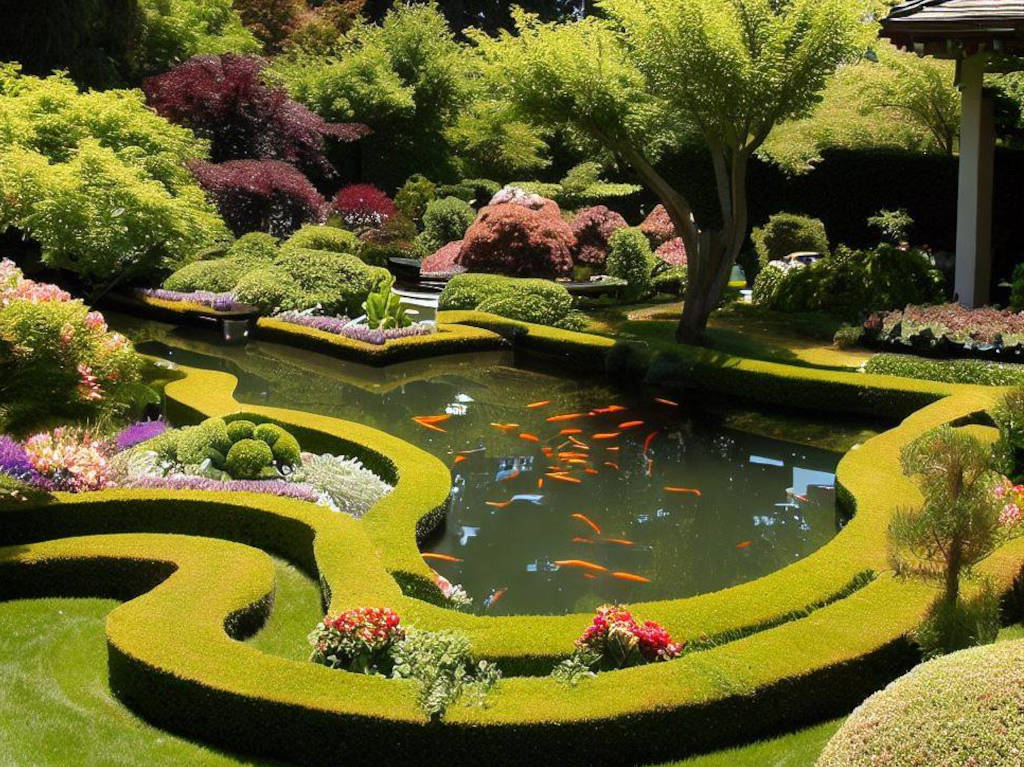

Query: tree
[
  {"left": 472, "top": 1, "right": 861, "bottom": 343},
  {"left": 143, "top": 54, "right": 369, "bottom": 182},
  {"left": 890, "top": 427, "right": 1003, "bottom": 606},
  {"left": 361, "top": 0, "right": 584, "bottom": 35}
]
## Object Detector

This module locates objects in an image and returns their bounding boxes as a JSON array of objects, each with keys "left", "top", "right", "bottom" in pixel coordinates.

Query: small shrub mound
[
  {"left": 606, "top": 228, "right": 655, "bottom": 301},
  {"left": 654, "top": 237, "right": 687, "bottom": 267},
  {"left": 282, "top": 225, "right": 359, "bottom": 255},
  {"left": 162, "top": 259, "right": 247, "bottom": 293},
  {"left": 225, "top": 232, "right": 279, "bottom": 265},
  {"left": 439, "top": 273, "right": 582, "bottom": 330},
  {"left": 420, "top": 240, "right": 465, "bottom": 277},
  {"left": 458, "top": 202, "right": 575, "bottom": 279},
  {"left": 274, "top": 248, "right": 393, "bottom": 316},
  {"left": 752, "top": 212, "right": 829, "bottom": 267},
  {"left": 420, "top": 196, "right": 476, "bottom": 253},
  {"left": 571, "top": 205, "right": 628, "bottom": 268},
  {"left": 639, "top": 204, "right": 676, "bottom": 249},
  {"left": 190, "top": 159, "right": 326, "bottom": 237},
  {"left": 817, "top": 639, "right": 1024, "bottom": 767},
  {"left": 753, "top": 244, "right": 943, "bottom": 320},
  {"left": 331, "top": 184, "right": 396, "bottom": 229}
]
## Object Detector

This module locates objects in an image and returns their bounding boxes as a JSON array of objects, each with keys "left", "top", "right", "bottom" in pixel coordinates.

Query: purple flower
[
  {"left": 0, "top": 435, "right": 32, "bottom": 477},
  {"left": 116, "top": 419, "right": 168, "bottom": 452},
  {"left": 125, "top": 475, "right": 322, "bottom": 503},
  {"left": 137, "top": 288, "right": 246, "bottom": 313},
  {"left": 272, "top": 312, "right": 433, "bottom": 346}
]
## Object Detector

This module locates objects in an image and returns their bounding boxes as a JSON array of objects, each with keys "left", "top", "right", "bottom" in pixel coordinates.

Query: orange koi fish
[
  {"left": 412, "top": 418, "right": 447, "bottom": 433},
  {"left": 415, "top": 414, "right": 451, "bottom": 424},
  {"left": 527, "top": 400, "right": 552, "bottom": 409},
  {"left": 519, "top": 433, "right": 540, "bottom": 443},
  {"left": 422, "top": 553, "right": 462, "bottom": 563},
  {"left": 453, "top": 455, "right": 467, "bottom": 465},
  {"left": 611, "top": 571, "right": 651, "bottom": 583},
  {"left": 537, "top": 478, "right": 544, "bottom": 489},
  {"left": 571, "top": 513, "right": 602, "bottom": 535},
  {"left": 602, "top": 538, "right": 635, "bottom": 546},
  {"left": 643, "top": 432, "right": 658, "bottom": 453},
  {"left": 546, "top": 413, "right": 586, "bottom": 423},
  {"left": 736, "top": 540, "right": 753, "bottom": 550},
  {"left": 546, "top": 473, "right": 582, "bottom": 484},
  {"left": 582, "top": 573, "right": 598, "bottom": 580},
  {"left": 593, "top": 432, "right": 621, "bottom": 440},
  {"left": 490, "top": 423, "right": 519, "bottom": 432},
  {"left": 568, "top": 436, "right": 590, "bottom": 449},
  {"left": 484, "top": 588, "right": 508, "bottom": 609},
  {"left": 554, "top": 559, "right": 609, "bottom": 573},
  {"left": 605, "top": 446, "right": 620, "bottom": 453},
  {"left": 560, "top": 428, "right": 584, "bottom": 436},
  {"left": 592, "top": 405, "right": 627, "bottom": 415},
  {"left": 645, "top": 458, "right": 654, "bottom": 477},
  {"left": 654, "top": 397, "right": 679, "bottom": 407},
  {"left": 500, "top": 469, "right": 521, "bottom": 482},
  {"left": 619, "top": 421, "right": 644, "bottom": 430},
  {"left": 485, "top": 501, "right": 511, "bottom": 509},
  {"left": 584, "top": 467, "right": 599, "bottom": 475},
  {"left": 567, "top": 459, "right": 588, "bottom": 466},
  {"left": 558, "top": 451, "right": 589, "bottom": 460},
  {"left": 571, "top": 536, "right": 595, "bottom": 544},
  {"left": 541, "top": 446, "right": 555, "bottom": 458},
  {"left": 665, "top": 487, "right": 702, "bottom": 497},
  {"left": 604, "top": 461, "right": 619, "bottom": 470}
]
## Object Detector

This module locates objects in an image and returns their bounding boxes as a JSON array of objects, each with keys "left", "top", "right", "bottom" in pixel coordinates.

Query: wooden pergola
[{"left": 881, "top": 0, "right": 1024, "bottom": 306}]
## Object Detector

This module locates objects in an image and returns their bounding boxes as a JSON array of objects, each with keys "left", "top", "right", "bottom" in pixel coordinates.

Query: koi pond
[{"left": 114, "top": 314, "right": 881, "bottom": 617}]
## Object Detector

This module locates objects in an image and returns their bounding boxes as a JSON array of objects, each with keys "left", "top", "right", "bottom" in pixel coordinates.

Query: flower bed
[
  {"left": 272, "top": 311, "right": 434, "bottom": 346},
  {"left": 136, "top": 288, "right": 250, "bottom": 313},
  {"left": 864, "top": 303, "right": 1024, "bottom": 360}
]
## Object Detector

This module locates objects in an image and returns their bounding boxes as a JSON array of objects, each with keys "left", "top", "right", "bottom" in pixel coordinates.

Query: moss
[{"left": 224, "top": 439, "right": 274, "bottom": 480}]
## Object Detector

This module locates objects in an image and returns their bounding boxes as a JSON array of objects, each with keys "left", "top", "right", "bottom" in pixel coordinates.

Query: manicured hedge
[
  {"left": 3, "top": 348, "right": 1023, "bottom": 765},
  {"left": 255, "top": 318, "right": 506, "bottom": 366},
  {"left": 865, "top": 353, "right": 1024, "bottom": 387}
]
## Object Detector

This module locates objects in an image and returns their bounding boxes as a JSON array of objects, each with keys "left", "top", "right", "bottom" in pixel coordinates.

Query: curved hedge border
[
  {"left": 3, "top": 324, "right": 1024, "bottom": 765},
  {"left": 255, "top": 318, "right": 506, "bottom": 365}
]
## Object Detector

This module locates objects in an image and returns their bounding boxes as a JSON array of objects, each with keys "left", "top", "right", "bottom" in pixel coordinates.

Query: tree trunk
[{"left": 944, "top": 537, "right": 962, "bottom": 605}]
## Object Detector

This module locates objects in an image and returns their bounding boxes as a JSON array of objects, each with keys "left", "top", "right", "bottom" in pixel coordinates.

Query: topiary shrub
[
  {"left": 226, "top": 419, "right": 256, "bottom": 442},
  {"left": 420, "top": 240, "right": 465, "bottom": 277},
  {"left": 606, "top": 227, "right": 655, "bottom": 301},
  {"left": 751, "top": 212, "right": 829, "bottom": 268},
  {"left": 232, "top": 267, "right": 305, "bottom": 313},
  {"left": 331, "top": 184, "right": 396, "bottom": 229},
  {"left": 437, "top": 178, "right": 500, "bottom": 206},
  {"left": 458, "top": 203, "right": 575, "bottom": 279},
  {"left": 394, "top": 174, "right": 437, "bottom": 224},
  {"left": 817, "top": 640, "right": 1024, "bottom": 767},
  {"left": 639, "top": 204, "right": 676, "bottom": 249},
  {"left": 282, "top": 225, "right": 359, "bottom": 255},
  {"left": 571, "top": 205, "right": 628, "bottom": 269},
  {"left": 654, "top": 237, "right": 687, "bottom": 267},
  {"left": 751, "top": 261, "right": 791, "bottom": 306},
  {"left": 438, "top": 273, "right": 579, "bottom": 328},
  {"left": 358, "top": 240, "right": 427, "bottom": 268},
  {"left": 190, "top": 159, "right": 326, "bottom": 237},
  {"left": 274, "top": 247, "right": 394, "bottom": 315},
  {"left": 162, "top": 259, "right": 247, "bottom": 293},
  {"left": 225, "top": 232, "right": 279, "bottom": 265},
  {"left": 270, "top": 431, "right": 301, "bottom": 465},
  {"left": 419, "top": 197, "right": 476, "bottom": 253},
  {"left": 767, "top": 244, "right": 944, "bottom": 320},
  {"left": 224, "top": 438, "right": 274, "bottom": 479},
  {"left": 176, "top": 417, "right": 231, "bottom": 467},
  {"left": 652, "top": 265, "right": 688, "bottom": 297}
]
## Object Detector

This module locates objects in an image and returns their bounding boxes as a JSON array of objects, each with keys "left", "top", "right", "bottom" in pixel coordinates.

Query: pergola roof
[{"left": 881, "top": 0, "right": 1024, "bottom": 58}]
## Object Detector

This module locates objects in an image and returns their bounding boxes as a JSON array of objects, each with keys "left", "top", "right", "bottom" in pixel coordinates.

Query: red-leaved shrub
[
  {"left": 655, "top": 237, "right": 688, "bottom": 267},
  {"left": 571, "top": 205, "right": 628, "bottom": 268},
  {"left": 458, "top": 203, "right": 575, "bottom": 279},
  {"left": 640, "top": 204, "right": 677, "bottom": 249},
  {"left": 420, "top": 240, "right": 465, "bottom": 277},
  {"left": 331, "top": 184, "right": 397, "bottom": 229},
  {"left": 143, "top": 54, "right": 370, "bottom": 181},
  {"left": 190, "top": 159, "right": 326, "bottom": 237}
]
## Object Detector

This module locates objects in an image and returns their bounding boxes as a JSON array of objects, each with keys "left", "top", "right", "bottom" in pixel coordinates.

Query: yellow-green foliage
[{"left": 2, "top": 341, "right": 1023, "bottom": 764}]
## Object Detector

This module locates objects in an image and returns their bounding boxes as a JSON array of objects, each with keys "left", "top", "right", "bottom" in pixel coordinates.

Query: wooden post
[{"left": 954, "top": 53, "right": 995, "bottom": 307}]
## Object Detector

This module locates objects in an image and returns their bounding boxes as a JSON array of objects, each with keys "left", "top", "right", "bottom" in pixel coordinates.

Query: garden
[{"left": 5, "top": 1, "right": 1024, "bottom": 765}]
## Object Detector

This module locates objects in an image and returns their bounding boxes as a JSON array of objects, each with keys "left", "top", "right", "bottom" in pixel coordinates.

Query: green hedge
[
  {"left": 865, "top": 353, "right": 1024, "bottom": 387},
  {"left": 3, "top": 350, "right": 1023, "bottom": 765},
  {"left": 254, "top": 319, "right": 507, "bottom": 366}
]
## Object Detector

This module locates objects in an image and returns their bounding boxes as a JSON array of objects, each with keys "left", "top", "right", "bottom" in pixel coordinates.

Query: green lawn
[
  {"left": 0, "top": 558, "right": 321, "bottom": 767},
  {"left": 665, "top": 719, "right": 843, "bottom": 767}
]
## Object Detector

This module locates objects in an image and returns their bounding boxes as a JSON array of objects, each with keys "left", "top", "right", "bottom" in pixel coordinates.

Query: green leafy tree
[
  {"left": 890, "top": 427, "right": 1004, "bottom": 606},
  {"left": 472, "top": 1, "right": 860, "bottom": 343}
]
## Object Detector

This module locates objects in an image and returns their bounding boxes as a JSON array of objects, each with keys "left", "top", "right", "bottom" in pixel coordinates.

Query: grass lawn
[
  {"left": 589, "top": 301, "right": 872, "bottom": 371},
  {"left": 0, "top": 558, "right": 320, "bottom": 767},
  {"left": 664, "top": 719, "right": 843, "bottom": 767}
]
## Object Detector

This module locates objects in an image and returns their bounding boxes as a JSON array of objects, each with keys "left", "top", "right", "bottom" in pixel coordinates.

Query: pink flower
[
  {"left": 84, "top": 311, "right": 108, "bottom": 333},
  {"left": 23, "top": 427, "right": 111, "bottom": 492},
  {"left": 76, "top": 364, "right": 104, "bottom": 402},
  {"left": 1001, "top": 502, "right": 1022, "bottom": 527}
]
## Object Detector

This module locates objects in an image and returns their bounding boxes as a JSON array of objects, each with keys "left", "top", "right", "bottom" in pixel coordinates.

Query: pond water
[{"left": 114, "top": 315, "right": 866, "bottom": 617}]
